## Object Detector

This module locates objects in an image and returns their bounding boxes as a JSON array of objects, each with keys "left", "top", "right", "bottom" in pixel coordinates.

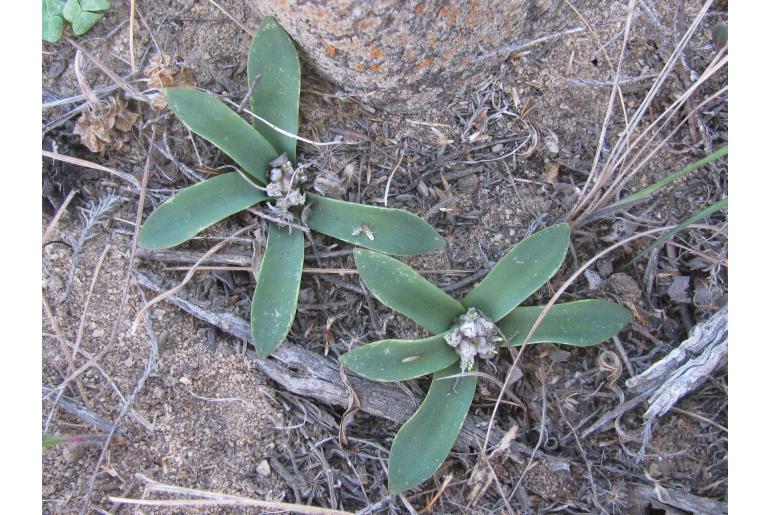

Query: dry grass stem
[
  {"left": 482, "top": 223, "right": 685, "bottom": 453},
  {"left": 129, "top": 0, "right": 136, "bottom": 72},
  {"left": 205, "top": 0, "right": 255, "bottom": 36},
  {"left": 42, "top": 150, "right": 141, "bottom": 190},
  {"left": 72, "top": 244, "right": 111, "bottom": 377},
  {"left": 381, "top": 146, "right": 405, "bottom": 206},
  {"left": 47, "top": 130, "right": 155, "bottom": 399},
  {"left": 131, "top": 222, "right": 257, "bottom": 332},
  {"left": 570, "top": 0, "right": 720, "bottom": 222},
  {"left": 42, "top": 295, "right": 91, "bottom": 416},
  {"left": 43, "top": 189, "right": 78, "bottom": 243},
  {"left": 65, "top": 37, "right": 149, "bottom": 103},
  {"left": 419, "top": 472, "right": 454, "bottom": 513}
]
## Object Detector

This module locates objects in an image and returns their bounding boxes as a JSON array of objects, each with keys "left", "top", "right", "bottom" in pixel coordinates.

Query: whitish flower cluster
[
  {"left": 266, "top": 153, "right": 306, "bottom": 212},
  {"left": 444, "top": 307, "right": 502, "bottom": 372}
]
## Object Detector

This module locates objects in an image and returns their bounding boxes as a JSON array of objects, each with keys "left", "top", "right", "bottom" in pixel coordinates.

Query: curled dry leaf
[
  {"left": 143, "top": 53, "right": 196, "bottom": 110},
  {"left": 73, "top": 96, "right": 138, "bottom": 153}
]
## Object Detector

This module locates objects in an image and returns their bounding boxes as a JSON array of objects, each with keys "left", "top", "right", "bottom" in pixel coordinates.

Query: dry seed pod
[
  {"left": 73, "top": 96, "right": 138, "bottom": 153},
  {"left": 143, "top": 53, "right": 196, "bottom": 110}
]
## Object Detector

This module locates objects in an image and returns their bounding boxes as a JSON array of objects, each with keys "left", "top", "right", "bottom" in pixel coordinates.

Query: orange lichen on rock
[
  {"left": 416, "top": 58, "right": 432, "bottom": 72},
  {"left": 370, "top": 63, "right": 380, "bottom": 72},
  {"left": 325, "top": 43, "right": 336, "bottom": 57},
  {"left": 356, "top": 63, "right": 366, "bottom": 72},
  {"left": 415, "top": 5, "right": 425, "bottom": 14},
  {"left": 369, "top": 45, "right": 383, "bottom": 60},
  {"left": 446, "top": 8, "right": 458, "bottom": 27}
]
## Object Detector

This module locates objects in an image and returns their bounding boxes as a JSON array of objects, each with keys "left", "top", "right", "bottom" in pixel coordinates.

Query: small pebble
[
  {"left": 256, "top": 459, "right": 271, "bottom": 477},
  {"left": 491, "top": 143, "right": 504, "bottom": 153}
]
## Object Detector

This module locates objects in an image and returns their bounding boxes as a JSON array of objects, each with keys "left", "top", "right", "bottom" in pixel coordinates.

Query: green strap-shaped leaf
[
  {"left": 355, "top": 250, "right": 465, "bottom": 334},
  {"left": 499, "top": 300, "right": 632, "bottom": 346},
  {"left": 165, "top": 88, "right": 278, "bottom": 183},
  {"left": 43, "top": 435, "right": 64, "bottom": 448},
  {"left": 248, "top": 16, "right": 301, "bottom": 162},
  {"left": 462, "top": 224, "right": 570, "bottom": 321},
  {"left": 139, "top": 172, "right": 267, "bottom": 249},
  {"left": 341, "top": 333, "right": 458, "bottom": 382},
  {"left": 251, "top": 224, "right": 305, "bottom": 357},
  {"left": 388, "top": 364, "right": 477, "bottom": 493},
  {"left": 630, "top": 197, "right": 728, "bottom": 264},
  {"left": 610, "top": 146, "right": 728, "bottom": 209},
  {"left": 307, "top": 194, "right": 445, "bottom": 256}
]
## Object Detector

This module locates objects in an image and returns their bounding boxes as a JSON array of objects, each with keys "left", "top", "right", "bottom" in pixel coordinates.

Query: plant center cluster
[
  {"left": 266, "top": 153, "right": 306, "bottom": 213},
  {"left": 444, "top": 307, "right": 503, "bottom": 372}
]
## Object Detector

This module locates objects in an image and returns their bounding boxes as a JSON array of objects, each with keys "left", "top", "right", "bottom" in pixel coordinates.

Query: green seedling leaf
[
  {"left": 499, "top": 300, "right": 632, "bottom": 346},
  {"left": 307, "top": 194, "right": 445, "bottom": 256},
  {"left": 341, "top": 333, "right": 458, "bottom": 382},
  {"left": 165, "top": 88, "right": 278, "bottom": 183},
  {"left": 711, "top": 23, "right": 728, "bottom": 51},
  {"left": 43, "top": 435, "right": 64, "bottom": 448},
  {"left": 388, "top": 364, "right": 477, "bottom": 493},
  {"left": 610, "top": 147, "right": 728, "bottom": 209},
  {"left": 62, "top": 0, "right": 108, "bottom": 36},
  {"left": 248, "top": 16, "right": 301, "bottom": 162},
  {"left": 79, "top": 0, "right": 110, "bottom": 9},
  {"left": 251, "top": 224, "right": 305, "bottom": 357},
  {"left": 463, "top": 224, "right": 570, "bottom": 321},
  {"left": 630, "top": 197, "right": 728, "bottom": 264},
  {"left": 42, "top": 0, "right": 66, "bottom": 42},
  {"left": 355, "top": 250, "right": 465, "bottom": 334},
  {"left": 139, "top": 172, "right": 266, "bottom": 249}
]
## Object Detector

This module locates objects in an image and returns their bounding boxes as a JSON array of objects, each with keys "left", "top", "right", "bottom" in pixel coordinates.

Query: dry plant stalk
[{"left": 568, "top": 0, "right": 725, "bottom": 223}]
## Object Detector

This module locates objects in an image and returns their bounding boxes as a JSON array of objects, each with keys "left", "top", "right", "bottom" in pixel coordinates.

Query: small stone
[
  {"left": 585, "top": 269, "right": 603, "bottom": 290},
  {"left": 544, "top": 161, "right": 559, "bottom": 184},
  {"left": 256, "top": 459, "right": 271, "bottom": 477},
  {"left": 91, "top": 328, "right": 105, "bottom": 338},
  {"left": 597, "top": 259, "right": 614, "bottom": 278},
  {"left": 491, "top": 143, "right": 504, "bottom": 153},
  {"left": 179, "top": 376, "right": 192, "bottom": 386},
  {"left": 607, "top": 273, "right": 642, "bottom": 303},
  {"left": 667, "top": 276, "right": 691, "bottom": 304},
  {"left": 62, "top": 444, "right": 85, "bottom": 463},
  {"left": 458, "top": 174, "right": 479, "bottom": 194}
]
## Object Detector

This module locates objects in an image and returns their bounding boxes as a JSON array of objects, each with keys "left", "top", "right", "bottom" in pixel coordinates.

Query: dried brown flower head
[
  {"left": 73, "top": 96, "right": 138, "bottom": 153},
  {"left": 143, "top": 53, "right": 196, "bottom": 110}
]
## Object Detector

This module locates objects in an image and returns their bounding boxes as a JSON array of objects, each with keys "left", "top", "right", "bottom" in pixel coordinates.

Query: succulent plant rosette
[
  {"left": 138, "top": 18, "right": 444, "bottom": 358},
  {"left": 340, "top": 224, "right": 632, "bottom": 493}
]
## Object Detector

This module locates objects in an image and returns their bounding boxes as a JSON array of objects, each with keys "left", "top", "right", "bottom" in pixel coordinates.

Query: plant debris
[
  {"left": 72, "top": 96, "right": 138, "bottom": 152},
  {"left": 142, "top": 53, "right": 196, "bottom": 110}
]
